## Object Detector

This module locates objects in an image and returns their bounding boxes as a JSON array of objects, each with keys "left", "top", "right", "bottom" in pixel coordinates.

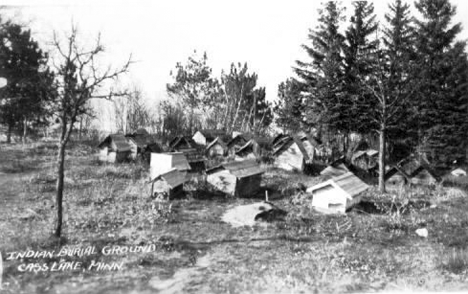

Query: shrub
[
  {"left": 281, "top": 182, "right": 306, "bottom": 197},
  {"left": 184, "top": 176, "right": 227, "bottom": 200}
]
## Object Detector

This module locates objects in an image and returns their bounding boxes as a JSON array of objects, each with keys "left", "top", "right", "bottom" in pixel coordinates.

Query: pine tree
[
  {"left": 413, "top": 0, "right": 468, "bottom": 168},
  {"left": 0, "top": 22, "right": 56, "bottom": 143},
  {"left": 274, "top": 78, "right": 303, "bottom": 134},
  {"left": 167, "top": 51, "right": 221, "bottom": 134},
  {"left": 294, "top": 1, "right": 346, "bottom": 135},
  {"left": 343, "top": 1, "right": 379, "bottom": 134},
  {"left": 382, "top": 0, "right": 416, "bottom": 144}
]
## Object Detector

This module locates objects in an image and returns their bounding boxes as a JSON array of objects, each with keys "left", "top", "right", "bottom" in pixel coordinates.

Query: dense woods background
[{"left": 1, "top": 0, "right": 467, "bottom": 170}]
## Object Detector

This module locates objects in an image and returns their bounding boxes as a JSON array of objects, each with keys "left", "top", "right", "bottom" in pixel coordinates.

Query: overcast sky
[{"left": 4, "top": 0, "right": 468, "bottom": 106}]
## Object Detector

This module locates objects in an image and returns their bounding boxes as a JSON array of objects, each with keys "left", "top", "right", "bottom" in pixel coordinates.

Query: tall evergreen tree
[
  {"left": 247, "top": 87, "right": 273, "bottom": 135},
  {"left": 294, "top": 1, "right": 346, "bottom": 135},
  {"left": 0, "top": 22, "right": 56, "bottom": 143},
  {"left": 413, "top": 0, "right": 468, "bottom": 167},
  {"left": 382, "top": 0, "right": 417, "bottom": 155},
  {"left": 274, "top": 78, "right": 303, "bottom": 134},
  {"left": 343, "top": 1, "right": 379, "bottom": 134},
  {"left": 167, "top": 51, "right": 221, "bottom": 134}
]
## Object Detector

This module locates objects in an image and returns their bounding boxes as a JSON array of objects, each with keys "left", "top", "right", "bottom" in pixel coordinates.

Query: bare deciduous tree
[
  {"left": 51, "top": 25, "right": 132, "bottom": 237},
  {"left": 114, "top": 86, "right": 150, "bottom": 134}
]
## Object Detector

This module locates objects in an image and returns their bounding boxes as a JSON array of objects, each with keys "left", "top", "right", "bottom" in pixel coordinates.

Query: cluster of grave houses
[
  {"left": 311, "top": 154, "right": 468, "bottom": 213},
  {"left": 98, "top": 129, "right": 331, "bottom": 168},
  {"left": 97, "top": 128, "right": 468, "bottom": 213}
]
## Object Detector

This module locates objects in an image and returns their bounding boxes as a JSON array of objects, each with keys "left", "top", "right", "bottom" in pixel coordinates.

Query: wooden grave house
[
  {"left": 306, "top": 172, "right": 369, "bottom": 214},
  {"left": 206, "top": 160, "right": 264, "bottom": 197},
  {"left": 384, "top": 166, "right": 411, "bottom": 191},
  {"left": 98, "top": 134, "right": 132, "bottom": 163},
  {"left": 192, "top": 129, "right": 227, "bottom": 146},
  {"left": 150, "top": 152, "right": 191, "bottom": 180},
  {"left": 273, "top": 137, "right": 312, "bottom": 172},
  {"left": 149, "top": 168, "right": 186, "bottom": 199},
  {"left": 235, "top": 137, "right": 271, "bottom": 161},
  {"left": 169, "top": 136, "right": 198, "bottom": 152},
  {"left": 206, "top": 137, "right": 227, "bottom": 159}
]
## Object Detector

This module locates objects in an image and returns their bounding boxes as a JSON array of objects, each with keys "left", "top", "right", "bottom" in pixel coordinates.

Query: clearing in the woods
[{"left": 1, "top": 141, "right": 468, "bottom": 293}]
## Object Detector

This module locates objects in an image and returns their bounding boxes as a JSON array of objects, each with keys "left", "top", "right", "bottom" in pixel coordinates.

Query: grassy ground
[{"left": 1, "top": 141, "right": 468, "bottom": 293}]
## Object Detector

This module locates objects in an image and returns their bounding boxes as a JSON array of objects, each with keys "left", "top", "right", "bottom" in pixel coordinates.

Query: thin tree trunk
[
  {"left": 252, "top": 94, "right": 257, "bottom": 133},
  {"left": 230, "top": 84, "right": 244, "bottom": 133},
  {"left": 22, "top": 118, "right": 27, "bottom": 144},
  {"left": 79, "top": 116, "right": 83, "bottom": 140},
  {"left": 55, "top": 140, "right": 66, "bottom": 237},
  {"left": 257, "top": 109, "right": 267, "bottom": 135},
  {"left": 378, "top": 125, "right": 386, "bottom": 193},
  {"left": 222, "top": 93, "right": 230, "bottom": 131},
  {"left": 245, "top": 94, "right": 256, "bottom": 133},
  {"left": 55, "top": 120, "right": 67, "bottom": 237},
  {"left": 55, "top": 118, "right": 73, "bottom": 237},
  {"left": 123, "top": 102, "right": 127, "bottom": 134},
  {"left": 240, "top": 110, "right": 248, "bottom": 133},
  {"left": 6, "top": 123, "right": 12, "bottom": 144}
]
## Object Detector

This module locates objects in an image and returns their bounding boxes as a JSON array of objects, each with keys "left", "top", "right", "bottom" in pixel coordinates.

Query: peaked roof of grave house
[
  {"left": 353, "top": 149, "right": 379, "bottom": 160},
  {"left": 273, "top": 136, "right": 311, "bottom": 161},
  {"left": 352, "top": 140, "right": 370, "bottom": 153},
  {"left": 235, "top": 139, "right": 256, "bottom": 156},
  {"left": 330, "top": 155, "right": 349, "bottom": 166},
  {"left": 226, "top": 134, "right": 251, "bottom": 148},
  {"left": 384, "top": 165, "right": 412, "bottom": 182},
  {"left": 451, "top": 167, "right": 467, "bottom": 174},
  {"left": 98, "top": 134, "right": 132, "bottom": 152},
  {"left": 235, "top": 136, "right": 272, "bottom": 156},
  {"left": 206, "top": 137, "right": 227, "bottom": 151},
  {"left": 169, "top": 136, "right": 198, "bottom": 150},
  {"left": 411, "top": 165, "right": 440, "bottom": 182},
  {"left": 320, "top": 163, "right": 350, "bottom": 178},
  {"left": 125, "top": 132, "right": 157, "bottom": 148},
  {"left": 307, "top": 172, "right": 369, "bottom": 199},
  {"left": 398, "top": 155, "right": 438, "bottom": 180},
  {"left": 271, "top": 133, "right": 290, "bottom": 147},
  {"left": 149, "top": 168, "right": 186, "bottom": 188},
  {"left": 272, "top": 136, "right": 291, "bottom": 150},
  {"left": 206, "top": 159, "right": 264, "bottom": 178}
]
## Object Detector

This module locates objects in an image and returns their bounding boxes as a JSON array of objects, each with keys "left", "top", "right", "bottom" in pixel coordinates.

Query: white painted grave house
[
  {"left": 150, "top": 152, "right": 191, "bottom": 180},
  {"left": 306, "top": 172, "right": 369, "bottom": 214}
]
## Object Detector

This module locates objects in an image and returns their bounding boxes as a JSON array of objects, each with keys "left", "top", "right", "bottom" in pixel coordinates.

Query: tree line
[{"left": 274, "top": 0, "right": 468, "bottom": 191}]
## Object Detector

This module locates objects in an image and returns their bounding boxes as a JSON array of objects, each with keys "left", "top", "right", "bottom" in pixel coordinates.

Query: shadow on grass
[
  {"left": 165, "top": 235, "right": 322, "bottom": 252},
  {"left": 0, "top": 158, "right": 42, "bottom": 174}
]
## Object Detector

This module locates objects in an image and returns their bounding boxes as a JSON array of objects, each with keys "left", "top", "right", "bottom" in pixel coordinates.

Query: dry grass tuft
[{"left": 440, "top": 248, "right": 468, "bottom": 274}]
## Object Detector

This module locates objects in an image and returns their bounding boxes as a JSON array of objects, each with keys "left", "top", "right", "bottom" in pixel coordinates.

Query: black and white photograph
[{"left": 1, "top": 0, "right": 468, "bottom": 293}]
